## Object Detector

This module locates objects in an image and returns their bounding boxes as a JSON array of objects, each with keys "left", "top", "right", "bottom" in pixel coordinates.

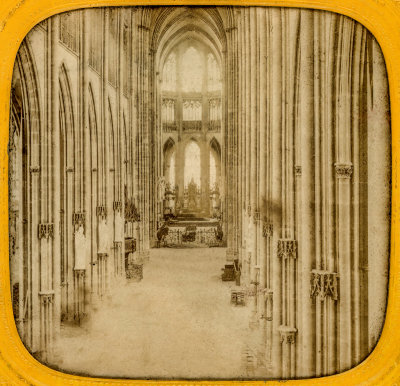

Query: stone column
[
  {"left": 270, "top": 7, "right": 283, "bottom": 378},
  {"left": 367, "top": 37, "right": 390, "bottom": 353},
  {"left": 50, "top": 15, "right": 61, "bottom": 341},
  {"left": 258, "top": 6, "right": 268, "bottom": 337},
  {"left": 336, "top": 17, "right": 355, "bottom": 373},
  {"left": 299, "top": 9, "right": 315, "bottom": 377}
]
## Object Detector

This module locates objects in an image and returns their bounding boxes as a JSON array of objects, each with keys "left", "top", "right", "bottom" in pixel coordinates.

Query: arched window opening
[
  {"left": 207, "top": 53, "right": 221, "bottom": 92},
  {"left": 162, "top": 53, "right": 177, "bottom": 92},
  {"left": 161, "top": 98, "right": 176, "bottom": 132},
  {"left": 181, "top": 47, "right": 203, "bottom": 93},
  {"left": 184, "top": 140, "right": 201, "bottom": 188},
  {"left": 210, "top": 150, "right": 217, "bottom": 189},
  {"left": 163, "top": 139, "right": 176, "bottom": 190},
  {"left": 169, "top": 150, "right": 176, "bottom": 188},
  {"left": 208, "top": 98, "right": 221, "bottom": 131}
]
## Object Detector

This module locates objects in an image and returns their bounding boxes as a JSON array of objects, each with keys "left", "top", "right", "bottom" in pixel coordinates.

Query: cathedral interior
[{"left": 9, "top": 6, "right": 391, "bottom": 379}]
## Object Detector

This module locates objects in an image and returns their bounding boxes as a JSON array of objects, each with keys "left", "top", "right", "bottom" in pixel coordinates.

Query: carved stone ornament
[
  {"left": 29, "top": 166, "right": 40, "bottom": 174},
  {"left": 38, "top": 223, "right": 54, "bottom": 239},
  {"left": 39, "top": 291, "right": 55, "bottom": 305},
  {"left": 96, "top": 205, "right": 107, "bottom": 219},
  {"left": 310, "top": 270, "right": 339, "bottom": 301},
  {"left": 74, "top": 268, "right": 86, "bottom": 279},
  {"left": 125, "top": 198, "right": 141, "bottom": 223},
  {"left": 277, "top": 239, "right": 297, "bottom": 259},
  {"left": 72, "top": 212, "right": 85, "bottom": 232},
  {"left": 113, "top": 201, "right": 123, "bottom": 212},
  {"left": 335, "top": 163, "right": 353, "bottom": 179},
  {"left": 97, "top": 252, "right": 108, "bottom": 261},
  {"left": 279, "top": 325, "right": 297, "bottom": 344},
  {"left": 262, "top": 289, "right": 273, "bottom": 321},
  {"left": 114, "top": 240, "right": 123, "bottom": 248},
  {"left": 253, "top": 209, "right": 261, "bottom": 224},
  {"left": 262, "top": 223, "right": 273, "bottom": 238}
]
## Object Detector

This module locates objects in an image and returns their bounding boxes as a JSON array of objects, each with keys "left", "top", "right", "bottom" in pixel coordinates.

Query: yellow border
[{"left": 0, "top": 0, "right": 398, "bottom": 384}]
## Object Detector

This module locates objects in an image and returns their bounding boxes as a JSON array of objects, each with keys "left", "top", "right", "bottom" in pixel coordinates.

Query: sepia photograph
[{"left": 8, "top": 5, "right": 391, "bottom": 380}]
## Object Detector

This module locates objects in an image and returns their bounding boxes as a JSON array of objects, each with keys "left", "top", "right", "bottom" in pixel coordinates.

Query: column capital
[
  {"left": 96, "top": 205, "right": 107, "bottom": 219},
  {"left": 262, "top": 223, "right": 273, "bottom": 237},
  {"left": 29, "top": 166, "right": 40, "bottom": 174},
  {"left": 335, "top": 163, "right": 353, "bottom": 179},
  {"left": 97, "top": 252, "right": 108, "bottom": 260},
  {"left": 279, "top": 325, "right": 297, "bottom": 344},
  {"left": 277, "top": 239, "right": 297, "bottom": 259},
  {"left": 73, "top": 268, "right": 86, "bottom": 278},
  {"left": 72, "top": 212, "right": 86, "bottom": 232},
  {"left": 113, "top": 201, "right": 123, "bottom": 212},
  {"left": 113, "top": 241, "right": 123, "bottom": 249},
  {"left": 38, "top": 223, "right": 54, "bottom": 239},
  {"left": 39, "top": 291, "right": 55, "bottom": 304},
  {"left": 310, "top": 269, "right": 339, "bottom": 301}
]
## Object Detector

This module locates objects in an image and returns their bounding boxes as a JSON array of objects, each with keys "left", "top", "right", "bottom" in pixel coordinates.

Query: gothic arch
[
  {"left": 210, "top": 137, "right": 221, "bottom": 157},
  {"left": 59, "top": 63, "right": 77, "bottom": 321},
  {"left": 88, "top": 83, "right": 99, "bottom": 296},
  {"left": 59, "top": 63, "right": 75, "bottom": 169},
  {"left": 9, "top": 39, "right": 41, "bottom": 353},
  {"left": 163, "top": 137, "right": 175, "bottom": 153}
]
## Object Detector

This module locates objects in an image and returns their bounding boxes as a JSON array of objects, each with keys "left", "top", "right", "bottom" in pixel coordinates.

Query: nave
[
  {"left": 49, "top": 248, "right": 253, "bottom": 379},
  {"left": 9, "top": 6, "right": 391, "bottom": 379}
]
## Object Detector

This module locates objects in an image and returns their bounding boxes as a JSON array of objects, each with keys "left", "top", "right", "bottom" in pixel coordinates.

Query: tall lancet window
[
  {"left": 207, "top": 54, "right": 221, "bottom": 92},
  {"left": 162, "top": 98, "right": 176, "bottom": 131},
  {"left": 162, "top": 53, "right": 177, "bottom": 92},
  {"left": 209, "top": 151, "right": 217, "bottom": 189},
  {"left": 59, "top": 12, "right": 79, "bottom": 53},
  {"left": 169, "top": 151, "right": 176, "bottom": 187},
  {"left": 88, "top": 10, "right": 102, "bottom": 72},
  {"left": 184, "top": 141, "right": 201, "bottom": 187},
  {"left": 181, "top": 47, "right": 203, "bottom": 93},
  {"left": 108, "top": 9, "right": 118, "bottom": 87}
]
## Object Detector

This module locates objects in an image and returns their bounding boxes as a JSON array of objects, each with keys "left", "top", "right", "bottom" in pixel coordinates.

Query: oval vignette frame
[{"left": 0, "top": 0, "right": 399, "bottom": 384}]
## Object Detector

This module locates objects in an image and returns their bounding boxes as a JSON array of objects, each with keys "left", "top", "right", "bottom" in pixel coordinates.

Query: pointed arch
[
  {"left": 184, "top": 140, "right": 201, "bottom": 187},
  {"left": 9, "top": 39, "right": 42, "bottom": 352},
  {"left": 88, "top": 83, "right": 98, "bottom": 180},
  {"left": 59, "top": 63, "right": 75, "bottom": 169},
  {"left": 163, "top": 137, "right": 175, "bottom": 154},
  {"left": 209, "top": 137, "right": 221, "bottom": 190},
  {"left": 209, "top": 137, "right": 221, "bottom": 157},
  {"left": 58, "top": 63, "right": 77, "bottom": 321}
]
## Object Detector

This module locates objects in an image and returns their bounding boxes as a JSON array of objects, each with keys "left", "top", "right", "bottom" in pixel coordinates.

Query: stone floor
[{"left": 49, "top": 248, "right": 254, "bottom": 379}]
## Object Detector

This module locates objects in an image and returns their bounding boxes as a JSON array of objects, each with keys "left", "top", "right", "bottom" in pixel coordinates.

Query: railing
[
  {"left": 183, "top": 120, "right": 202, "bottom": 131},
  {"left": 162, "top": 122, "right": 177, "bottom": 132}
]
